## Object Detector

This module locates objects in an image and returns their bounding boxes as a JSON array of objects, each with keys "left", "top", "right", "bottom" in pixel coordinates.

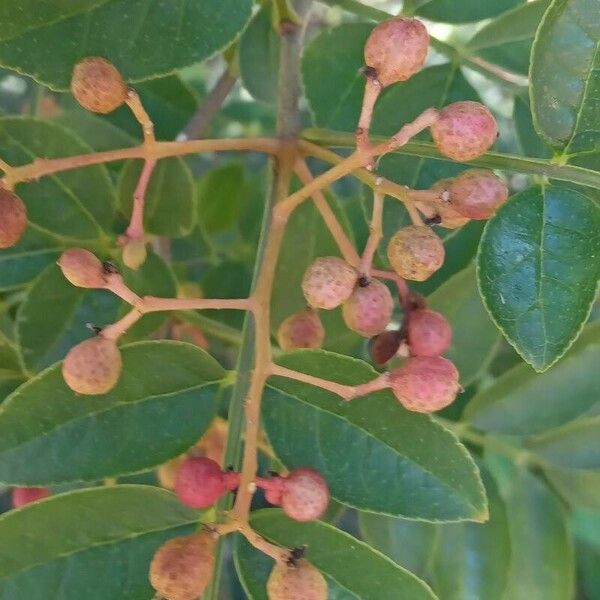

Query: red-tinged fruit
[
  {"left": 149, "top": 532, "right": 215, "bottom": 600},
  {"left": 71, "top": 57, "right": 128, "bottom": 114},
  {"left": 0, "top": 188, "right": 27, "bottom": 249},
  {"left": 277, "top": 307, "right": 325, "bottom": 351},
  {"left": 447, "top": 169, "right": 508, "bottom": 219},
  {"left": 407, "top": 309, "right": 452, "bottom": 357},
  {"left": 12, "top": 487, "right": 50, "bottom": 508},
  {"left": 62, "top": 336, "right": 122, "bottom": 395},
  {"left": 58, "top": 248, "right": 107, "bottom": 288},
  {"left": 302, "top": 257, "right": 357, "bottom": 310},
  {"left": 267, "top": 560, "right": 328, "bottom": 600},
  {"left": 342, "top": 279, "right": 393, "bottom": 337},
  {"left": 387, "top": 226, "right": 444, "bottom": 281},
  {"left": 370, "top": 329, "right": 403, "bottom": 366},
  {"left": 431, "top": 101, "right": 498, "bottom": 162},
  {"left": 364, "top": 18, "right": 429, "bottom": 86},
  {"left": 390, "top": 356, "right": 460, "bottom": 412}
]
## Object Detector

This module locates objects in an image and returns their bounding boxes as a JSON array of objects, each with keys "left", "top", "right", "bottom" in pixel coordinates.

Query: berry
[
  {"left": 122, "top": 238, "right": 147, "bottom": 270},
  {"left": 431, "top": 101, "right": 498, "bottom": 162},
  {"left": 267, "top": 560, "right": 328, "bottom": 600},
  {"left": 389, "top": 356, "right": 460, "bottom": 413},
  {"left": 447, "top": 169, "right": 508, "bottom": 219},
  {"left": 387, "top": 226, "right": 444, "bottom": 281},
  {"left": 171, "top": 321, "right": 209, "bottom": 349},
  {"left": 406, "top": 309, "right": 452, "bottom": 357},
  {"left": 157, "top": 456, "right": 185, "bottom": 491},
  {"left": 302, "top": 257, "right": 357, "bottom": 310},
  {"left": 62, "top": 336, "right": 122, "bottom": 395},
  {"left": 174, "top": 456, "right": 239, "bottom": 509},
  {"left": 277, "top": 308, "right": 325, "bottom": 351},
  {"left": 370, "top": 329, "right": 403, "bottom": 366},
  {"left": 149, "top": 532, "right": 215, "bottom": 600},
  {"left": 0, "top": 188, "right": 26, "bottom": 249},
  {"left": 57, "top": 248, "right": 107, "bottom": 288},
  {"left": 418, "top": 179, "right": 470, "bottom": 229},
  {"left": 12, "top": 487, "right": 50, "bottom": 508},
  {"left": 71, "top": 57, "right": 128, "bottom": 114},
  {"left": 342, "top": 279, "right": 393, "bottom": 337},
  {"left": 364, "top": 18, "right": 429, "bottom": 86}
]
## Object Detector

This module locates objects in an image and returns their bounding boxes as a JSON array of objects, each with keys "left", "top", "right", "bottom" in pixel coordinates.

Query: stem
[
  {"left": 125, "top": 159, "right": 157, "bottom": 240},
  {"left": 359, "top": 185, "right": 384, "bottom": 277},
  {"left": 356, "top": 76, "right": 382, "bottom": 161},
  {"left": 125, "top": 90, "right": 155, "bottom": 144}
]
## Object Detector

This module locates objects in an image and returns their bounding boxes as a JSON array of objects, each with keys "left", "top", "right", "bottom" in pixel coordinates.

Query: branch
[{"left": 359, "top": 184, "right": 384, "bottom": 277}]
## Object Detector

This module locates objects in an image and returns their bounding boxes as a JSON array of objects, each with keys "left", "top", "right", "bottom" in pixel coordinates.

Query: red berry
[
  {"left": 364, "top": 18, "right": 429, "bottom": 86},
  {"left": 406, "top": 309, "right": 452, "bottom": 357},
  {"left": 342, "top": 279, "right": 393, "bottom": 337},
  {"left": 58, "top": 248, "right": 107, "bottom": 288},
  {"left": 277, "top": 308, "right": 325, "bottom": 351},
  {"left": 71, "top": 57, "right": 127, "bottom": 114},
  {"left": 389, "top": 356, "right": 460, "bottom": 413},
  {"left": 12, "top": 486, "right": 50, "bottom": 508},
  {"left": 174, "top": 456, "right": 239, "bottom": 509},
  {"left": 0, "top": 188, "right": 27, "bottom": 249},
  {"left": 302, "top": 257, "right": 357, "bottom": 310},
  {"left": 282, "top": 468, "right": 330, "bottom": 522},
  {"left": 370, "top": 329, "right": 403, "bottom": 366},
  {"left": 267, "top": 560, "right": 328, "bottom": 600},
  {"left": 387, "top": 226, "right": 445, "bottom": 281},
  {"left": 417, "top": 179, "right": 470, "bottom": 229},
  {"left": 447, "top": 169, "right": 508, "bottom": 219}
]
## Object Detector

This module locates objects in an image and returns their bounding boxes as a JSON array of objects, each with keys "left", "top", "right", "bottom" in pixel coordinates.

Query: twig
[
  {"left": 124, "top": 159, "right": 157, "bottom": 241},
  {"left": 359, "top": 184, "right": 384, "bottom": 277},
  {"left": 125, "top": 89, "right": 155, "bottom": 144},
  {"left": 356, "top": 75, "right": 382, "bottom": 162}
]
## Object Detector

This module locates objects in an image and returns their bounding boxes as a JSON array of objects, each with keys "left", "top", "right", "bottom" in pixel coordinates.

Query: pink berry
[
  {"left": 0, "top": 188, "right": 27, "bottom": 249},
  {"left": 277, "top": 308, "right": 325, "bottom": 351},
  {"left": 282, "top": 468, "right": 330, "bottom": 522},
  {"left": 389, "top": 356, "right": 460, "bottom": 413},
  {"left": 416, "top": 179, "right": 470, "bottom": 229},
  {"left": 431, "top": 101, "right": 498, "bottom": 162},
  {"left": 302, "top": 257, "right": 357, "bottom": 310},
  {"left": 447, "top": 169, "right": 508, "bottom": 219},
  {"left": 342, "top": 279, "right": 393, "bottom": 337},
  {"left": 387, "top": 226, "right": 445, "bottom": 281},
  {"left": 406, "top": 309, "right": 452, "bottom": 357},
  {"left": 364, "top": 18, "right": 429, "bottom": 86},
  {"left": 267, "top": 560, "right": 328, "bottom": 600},
  {"left": 12, "top": 486, "right": 50, "bottom": 508},
  {"left": 174, "top": 456, "right": 239, "bottom": 509},
  {"left": 57, "top": 248, "right": 107, "bottom": 288}
]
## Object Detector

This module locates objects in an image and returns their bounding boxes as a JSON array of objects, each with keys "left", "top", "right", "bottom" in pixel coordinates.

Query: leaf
[
  {"left": 413, "top": 0, "right": 523, "bottom": 24},
  {"left": 465, "top": 321, "right": 600, "bottom": 435},
  {"left": 477, "top": 184, "right": 600, "bottom": 371},
  {"left": 0, "top": 341, "right": 223, "bottom": 485},
  {"left": 0, "top": 485, "right": 199, "bottom": 598},
  {"left": 264, "top": 350, "right": 487, "bottom": 521},
  {"left": 118, "top": 157, "right": 195, "bottom": 238},
  {"left": 0, "top": 0, "right": 253, "bottom": 90},
  {"left": 428, "top": 264, "right": 500, "bottom": 386},
  {"left": 502, "top": 470, "right": 574, "bottom": 600},
  {"left": 239, "top": 6, "right": 279, "bottom": 104},
  {"left": 236, "top": 509, "right": 437, "bottom": 600},
  {"left": 530, "top": 0, "right": 600, "bottom": 153},
  {"left": 513, "top": 96, "right": 553, "bottom": 159},
  {"left": 0, "top": 345, "right": 25, "bottom": 403},
  {"left": 0, "top": 117, "right": 116, "bottom": 240}
]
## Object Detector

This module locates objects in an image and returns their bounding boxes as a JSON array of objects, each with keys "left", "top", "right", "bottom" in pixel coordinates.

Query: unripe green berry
[
  {"left": 122, "top": 238, "right": 147, "bottom": 270},
  {"left": 364, "top": 18, "right": 429, "bottom": 86},
  {"left": 387, "top": 226, "right": 444, "bottom": 281},
  {"left": 267, "top": 560, "right": 327, "bottom": 600},
  {"left": 277, "top": 308, "right": 325, "bottom": 351},
  {"left": 406, "top": 308, "right": 452, "bottom": 357},
  {"left": 149, "top": 532, "right": 215, "bottom": 600},
  {"left": 389, "top": 356, "right": 460, "bottom": 413},
  {"left": 342, "top": 279, "right": 393, "bottom": 337},
  {"left": 302, "top": 257, "right": 357, "bottom": 310},
  {"left": 71, "top": 57, "right": 128, "bottom": 114},
  {"left": 62, "top": 336, "right": 122, "bottom": 395},
  {"left": 447, "top": 169, "right": 508, "bottom": 219},
  {"left": 431, "top": 101, "right": 498, "bottom": 162},
  {"left": 57, "top": 248, "right": 107, "bottom": 288},
  {"left": 0, "top": 188, "right": 27, "bottom": 249}
]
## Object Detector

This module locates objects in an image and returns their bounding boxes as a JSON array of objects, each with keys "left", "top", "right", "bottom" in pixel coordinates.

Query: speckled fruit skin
[
  {"left": 431, "top": 101, "right": 498, "bottom": 162},
  {"left": 0, "top": 189, "right": 26, "bottom": 249},
  {"left": 174, "top": 456, "right": 239, "bottom": 509},
  {"left": 71, "top": 57, "right": 127, "bottom": 114},
  {"left": 424, "top": 179, "right": 470, "bottom": 229},
  {"left": 407, "top": 309, "right": 452, "bottom": 357},
  {"left": 364, "top": 18, "right": 429, "bottom": 86},
  {"left": 390, "top": 356, "right": 460, "bottom": 413},
  {"left": 302, "top": 257, "right": 357, "bottom": 310},
  {"left": 281, "top": 468, "right": 330, "bottom": 522},
  {"left": 149, "top": 532, "right": 215, "bottom": 600},
  {"left": 342, "top": 279, "right": 393, "bottom": 337},
  {"left": 62, "top": 337, "right": 122, "bottom": 395},
  {"left": 58, "top": 248, "right": 107, "bottom": 288},
  {"left": 387, "top": 226, "right": 444, "bottom": 281},
  {"left": 447, "top": 169, "right": 508, "bottom": 219},
  {"left": 12, "top": 487, "right": 50, "bottom": 508},
  {"left": 267, "top": 560, "right": 328, "bottom": 600},
  {"left": 277, "top": 308, "right": 325, "bottom": 351}
]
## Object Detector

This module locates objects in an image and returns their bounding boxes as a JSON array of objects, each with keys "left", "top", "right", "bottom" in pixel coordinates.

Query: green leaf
[
  {"left": 413, "top": 0, "right": 523, "bottom": 24},
  {"left": 236, "top": 509, "right": 437, "bottom": 600},
  {"left": 0, "top": 341, "right": 223, "bottom": 485},
  {"left": 0, "top": 0, "right": 253, "bottom": 90},
  {"left": 0, "top": 117, "right": 115, "bottom": 240},
  {"left": 0, "top": 485, "right": 199, "bottom": 598},
  {"left": 513, "top": 96, "right": 553, "bottom": 159},
  {"left": 118, "top": 157, "right": 195, "bottom": 238},
  {"left": 0, "top": 344, "right": 25, "bottom": 403},
  {"left": 465, "top": 321, "right": 600, "bottom": 435},
  {"left": 428, "top": 264, "right": 500, "bottom": 386},
  {"left": 477, "top": 184, "right": 600, "bottom": 371},
  {"left": 530, "top": 0, "right": 600, "bottom": 153},
  {"left": 502, "top": 470, "right": 574, "bottom": 600},
  {"left": 239, "top": 7, "right": 279, "bottom": 104},
  {"left": 264, "top": 351, "right": 487, "bottom": 521}
]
